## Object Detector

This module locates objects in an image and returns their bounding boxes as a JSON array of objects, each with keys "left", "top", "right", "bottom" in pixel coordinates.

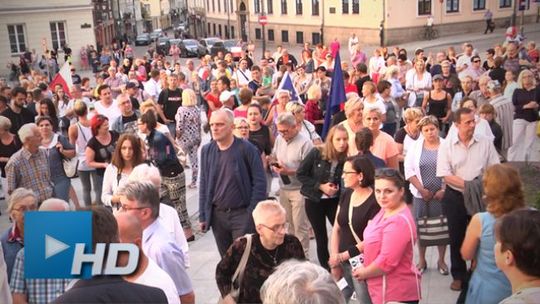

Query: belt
[{"left": 213, "top": 205, "right": 246, "bottom": 213}]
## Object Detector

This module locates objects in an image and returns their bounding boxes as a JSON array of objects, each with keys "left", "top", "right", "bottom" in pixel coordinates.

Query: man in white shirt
[
  {"left": 233, "top": 58, "right": 252, "bottom": 87},
  {"left": 118, "top": 181, "right": 195, "bottom": 304},
  {"left": 143, "top": 69, "right": 162, "bottom": 100},
  {"left": 457, "top": 43, "right": 474, "bottom": 77},
  {"left": 348, "top": 33, "right": 359, "bottom": 55},
  {"left": 116, "top": 212, "right": 180, "bottom": 304},
  {"left": 94, "top": 85, "right": 121, "bottom": 127}
]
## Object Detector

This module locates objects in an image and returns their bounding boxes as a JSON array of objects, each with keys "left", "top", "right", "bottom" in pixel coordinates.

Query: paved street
[{"left": 2, "top": 23, "right": 539, "bottom": 303}]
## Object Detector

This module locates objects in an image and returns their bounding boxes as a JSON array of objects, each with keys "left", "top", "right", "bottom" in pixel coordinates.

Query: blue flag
[
  {"left": 273, "top": 71, "right": 302, "bottom": 104},
  {"left": 322, "top": 52, "right": 346, "bottom": 138}
]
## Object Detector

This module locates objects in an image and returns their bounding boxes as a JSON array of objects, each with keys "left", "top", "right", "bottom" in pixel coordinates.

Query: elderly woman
[
  {"left": 37, "top": 116, "right": 76, "bottom": 203},
  {"left": 294, "top": 65, "right": 312, "bottom": 102},
  {"left": 461, "top": 164, "right": 525, "bottom": 303},
  {"left": 138, "top": 110, "right": 193, "bottom": 241},
  {"left": 507, "top": 69, "right": 540, "bottom": 162},
  {"left": 264, "top": 89, "right": 291, "bottom": 135},
  {"left": 285, "top": 101, "right": 322, "bottom": 144},
  {"left": 495, "top": 209, "right": 540, "bottom": 303},
  {"left": 0, "top": 116, "right": 21, "bottom": 202},
  {"left": 175, "top": 89, "right": 201, "bottom": 189},
  {"left": 101, "top": 134, "right": 144, "bottom": 210},
  {"left": 328, "top": 156, "right": 380, "bottom": 303},
  {"left": 363, "top": 108, "right": 399, "bottom": 169},
  {"left": 353, "top": 168, "right": 421, "bottom": 304},
  {"left": 304, "top": 84, "right": 324, "bottom": 135},
  {"left": 0, "top": 188, "right": 36, "bottom": 281},
  {"left": 297, "top": 125, "right": 348, "bottom": 271},
  {"left": 340, "top": 97, "right": 364, "bottom": 156},
  {"left": 85, "top": 115, "right": 119, "bottom": 205},
  {"left": 405, "top": 116, "right": 448, "bottom": 275},
  {"left": 216, "top": 200, "right": 305, "bottom": 303},
  {"left": 406, "top": 59, "right": 432, "bottom": 108}
]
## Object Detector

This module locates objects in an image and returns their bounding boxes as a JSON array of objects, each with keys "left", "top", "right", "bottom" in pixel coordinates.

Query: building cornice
[{"left": 0, "top": 4, "right": 93, "bottom": 15}]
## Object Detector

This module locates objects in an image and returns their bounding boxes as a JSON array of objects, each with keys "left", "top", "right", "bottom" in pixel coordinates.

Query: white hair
[
  {"left": 18, "top": 123, "right": 37, "bottom": 143},
  {"left": 212, "top": 108, "right": 234, "bottom": 124},
  {"left": 252, "top": 200, "right": 286, "bottom": 226},
  {"left": 8, "top": 188, "right": 36, "bottom": 212},
  {"left": 129, "top": 163, "right": 161, "bottom": 188},
  {"left": 39, "top": 198, "right": 71, "bottom": 211},
  {"left": 261, "top": 260, "right": 345, "bottom": 304},
  {"left": 276, "top": 112, "right": 296, "bottom": 127}
]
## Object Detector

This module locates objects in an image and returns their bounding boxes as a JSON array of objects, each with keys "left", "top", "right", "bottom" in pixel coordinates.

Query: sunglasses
[{"left": 375, "top": 168, "right": 404, "bottom": 180}]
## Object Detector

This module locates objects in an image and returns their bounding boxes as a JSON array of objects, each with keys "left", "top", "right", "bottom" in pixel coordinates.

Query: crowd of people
[{"left": 0, "top": 29, "right": 539, "bottom": 303}]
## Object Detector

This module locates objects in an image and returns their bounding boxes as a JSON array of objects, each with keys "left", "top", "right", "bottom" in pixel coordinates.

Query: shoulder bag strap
[
  {"left": 347, "top": 195, "right": 363, "bottom": 245},
  {"left": 399, "top": 213, "right": 421, "bottom": 300},
  {"left": 77, "top": 122, "right": 88, "bottom": 142},
  {"left": 232, "top": 234, "right": 252, "bottom": 288}
]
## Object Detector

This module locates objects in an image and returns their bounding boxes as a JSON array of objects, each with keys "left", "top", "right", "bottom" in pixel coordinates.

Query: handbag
[
  {"left": 62, "top": 157, "right": 79, "bottom": 178},
  {"left": 218, "top": 234, "right": 253, "bottom": 304},
  {"left": 416, "top": 199, "right": 450, "bottom": 247}
]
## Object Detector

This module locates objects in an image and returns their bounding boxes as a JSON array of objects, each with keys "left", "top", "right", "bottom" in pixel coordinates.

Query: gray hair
[
  {"left": 129, "top": 163, "right": 161, "bottom": 189},
  {"left": 212, "top": 108, "right": 234, "bottom": 124},
  {"left": 117, "top": 181, "right": 160, "bottom": 219},
  {"left": 8, "top": 188, "right": 36, "bottom": 213},
  {"left": 363, "top": 107, "right": 383, "bottom": 117},
  {"left": 252, "top": 200, "right": 286, "bottom": 226},
  {"left": 261, "top": 260, "right": 345, "bottom": 304},
  {"left": 18, "top": 123, "right": 37, "bottom": 143},
  {"left": 39, "top": 198, "right": 71, "bottom": 211},
  {"left": 276, "top": 112, "right": 296, "bottom": 127},
  {"left": 0, "top": 116, "right": 11, "bottom": 131}
]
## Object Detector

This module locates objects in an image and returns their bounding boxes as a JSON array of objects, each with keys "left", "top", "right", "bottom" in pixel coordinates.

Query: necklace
[{"left": 263, "top": 246, "right": 279, "bottom": 265}]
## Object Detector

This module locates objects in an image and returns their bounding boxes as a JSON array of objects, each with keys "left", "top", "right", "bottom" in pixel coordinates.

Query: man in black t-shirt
[
  {"left": 0, "top": 87, "right": 35, "bottom": 134},
  {"left": 354, "top": 63, "right": 371, "bottom": 98},
  {"left": 157, "top": 73, "right": 182, "bottom": 137}
]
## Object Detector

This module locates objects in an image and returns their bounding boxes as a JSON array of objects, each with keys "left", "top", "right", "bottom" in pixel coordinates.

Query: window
[
  {"left": 219, "top": 24, "right": 222, "bottom": 37},
  {"left": 213, "top": 23, "right": 216, "bottom": 35},
  {"left": 212, "top": 0, "right": 215, "bottom": 11},
  {"left": 312, "top": 32, "right": 321, "bottom": 45},
  {"left": 473, "top": 0, "right": 485, "bottom": 10},
  {"left": 312, "top": 0, "right": 319, "bottom": 15},
  {"left": 208, "top": 23, "right": 211, "bottom": 34},
  {"left": 352, "top": 0, "right": 359, "bottom": 14},
  {"left": 231, "top": 26, "right": 235, "bottom": 38},
  {"left": 446, "top": 0, "right": 459, "bottom": 12},
  {"left": 207, "top": 0, "right": 210, "bottom": 11},
  {"left": 281, "top": 0, "right": 287, "bottom": 14},
  {"left": 499, "top": 0, "right": 512, "bottom": 8},
  {"left": 296, "top": 31, "right": 303, "bottom": 44},
  {"left": 50, "top": 21, "right": 66, "bottom": 50},
  {"left": 268, "top": 29, "right": 275, "bottom": 41},
  {"left": 418, "top": 0, "right": 431, "bottom": 15},
  {"left": 217, "top": 0, "right": 221, "bottom": 12},
  {"left": 254, "top": 0, "right": 261, "bottom": 13},
  {"left": 225, "top": 26, "right": 229, "bottom": 39},
  {"left": 255, "top": 28, "right": 262, "bottom": 39},
  {"left": 281, "top": 30, "right": 289, "bottom": 42},
  {"left": 519, "top": 0, "right": 530, "bottom": 10},
  {"left": 342, "top": 0, "right": 349, "bottom": 14},
  {"left": 296, "top": 0, "right": 303, "bottom": 14},
  {"left": 7, "top": 24, "right": 26, "bottom": 54},
  {"left": 267, "top": 0, "right": 274, "bottom": 14}
]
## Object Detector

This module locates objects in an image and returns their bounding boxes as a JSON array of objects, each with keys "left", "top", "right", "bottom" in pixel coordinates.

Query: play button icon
[{"left": 45, "top": 234, "right": 70, "bottom": 259}]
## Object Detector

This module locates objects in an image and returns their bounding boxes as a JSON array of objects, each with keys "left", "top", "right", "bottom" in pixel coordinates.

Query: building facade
[
  {"left": 93, "top": 0, "right": 117, "bottom": 49},
  {"left": 203, "top": 0, "right": 538, "bottom": 46},
  {"left": 0, "top": 0, "right": 96, "bottom": 75},
  {"left": 112, "top": 0, "right": 145, "bottom": 40}
]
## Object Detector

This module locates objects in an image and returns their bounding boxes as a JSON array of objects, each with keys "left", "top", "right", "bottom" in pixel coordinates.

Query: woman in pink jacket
[{"left": 353, "top": 168, "right": 421, "bottom": 304}]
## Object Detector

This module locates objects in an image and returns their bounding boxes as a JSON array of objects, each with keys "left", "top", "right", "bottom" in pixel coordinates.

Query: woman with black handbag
[{"left": 404, "top": 115, "right": 449, "bottom": 275}]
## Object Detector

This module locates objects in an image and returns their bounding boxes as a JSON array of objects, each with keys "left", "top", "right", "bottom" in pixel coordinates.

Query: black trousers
[
  {"left": 211, "top": 207, "right": 251, "bottom": 257},
  {"left": 441, "top": 187, "right": 471, "bottom": 281},
  {"left": 305, "top": 197, "right": 339, "bottom": 271},
  {"left": 484, "top": 19, "right": 494, "bottom": 34}
]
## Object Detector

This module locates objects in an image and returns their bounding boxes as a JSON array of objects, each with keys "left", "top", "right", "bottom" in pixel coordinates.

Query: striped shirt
[
  {"left": 490, "top": 95, "right": 514, "bottom": 151},
  {"left": 5, "top": 148, "right": 52, "bottom": 202}
]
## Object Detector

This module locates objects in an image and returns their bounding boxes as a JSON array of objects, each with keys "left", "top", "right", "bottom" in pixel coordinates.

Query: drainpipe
[
  {"left": 380, "top": 0, "right": 386, "bottom": 46},
  {"left": 321, "top": 0, "right": 325, "bottom": 44}
]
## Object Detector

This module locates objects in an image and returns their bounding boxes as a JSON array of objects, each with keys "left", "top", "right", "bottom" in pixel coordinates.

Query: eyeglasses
[
  {"left": 342, "top": 171, "right": 357, "bottom": 175},
  {"left": 260, "top": 223, "right": 289, "bottom": 233},
  {"left": 13, "top": 204, "right": 37, "bottom": 212},
  {"left": 120, "top": 205, "right": 148, "bottom": 212},
  {"left": 235, "top": 126, "right": 249, "bottom": 130}
]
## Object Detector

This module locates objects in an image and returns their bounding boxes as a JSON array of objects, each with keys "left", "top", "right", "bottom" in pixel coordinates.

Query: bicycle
[{"left": 420, "top": 26, "right": 439, "bottom": 40}]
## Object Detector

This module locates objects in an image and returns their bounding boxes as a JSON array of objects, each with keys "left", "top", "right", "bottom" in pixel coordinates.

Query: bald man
[{"left": 116, "top": 213, "right": 180, "bottom": 304}]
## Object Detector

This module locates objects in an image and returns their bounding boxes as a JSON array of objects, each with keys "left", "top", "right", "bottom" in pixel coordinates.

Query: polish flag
[{"left": 49, "top": 62, "right": 73, "bottom": 98}]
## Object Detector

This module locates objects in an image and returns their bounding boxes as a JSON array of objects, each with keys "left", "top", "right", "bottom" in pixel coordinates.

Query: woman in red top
[
  {"left": 204, "top": 80, "right": 222, "bottom": 119},
  {"left": 305, "top": 84, "right": 324, "bottom": 135}
]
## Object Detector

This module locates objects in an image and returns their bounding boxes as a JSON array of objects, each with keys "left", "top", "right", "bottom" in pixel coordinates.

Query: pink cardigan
[{"left": 363, "top": 207, "right": 421, "bottom": 304}]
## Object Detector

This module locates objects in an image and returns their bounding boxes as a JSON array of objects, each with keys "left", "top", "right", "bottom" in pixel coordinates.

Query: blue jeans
[{"left": 52, "top": 176, "right": 71, "bottom": 202}]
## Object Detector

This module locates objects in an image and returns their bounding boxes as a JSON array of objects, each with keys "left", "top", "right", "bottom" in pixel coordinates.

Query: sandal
[
  {"left": 416, "top": 262, "right": 427, "bottom": 274},
  {"left": 438, "top": 261, "right": 449, "bottom": 276},
  {"left": 188, "top": 182, "right": 197, "bottom": 189}
]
